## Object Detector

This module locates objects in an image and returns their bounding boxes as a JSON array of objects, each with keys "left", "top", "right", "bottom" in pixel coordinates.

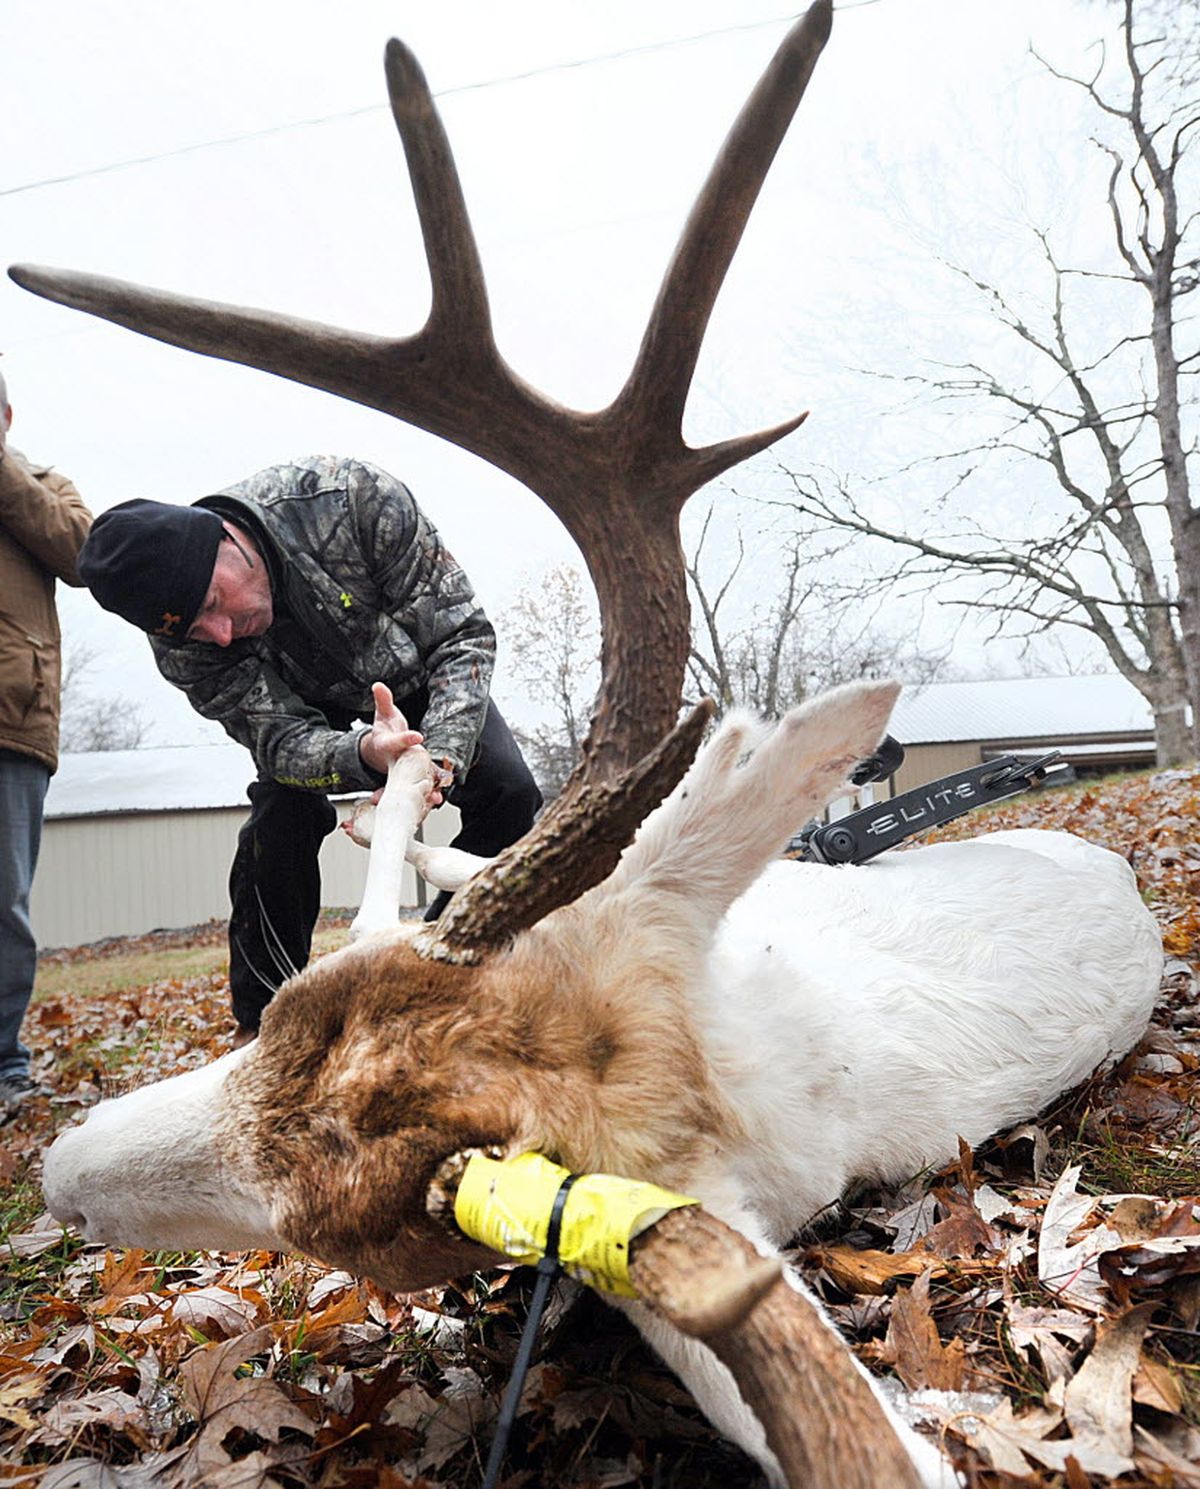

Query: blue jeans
[{"left": 0, "top": 750, "right": 49, "bottom": 1082}]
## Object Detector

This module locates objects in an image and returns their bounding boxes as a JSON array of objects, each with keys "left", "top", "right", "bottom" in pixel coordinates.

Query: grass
[
  {"left": 33, "top": 942, "right": 229, "bottom": 1003},
  {"left": 0, "top": 1168, "right": 86, "bottom": 1321},
  {"left": 1067, "top": 1115, "right": 1200, "bottom": 1197},
  {"left": 1, "top": 1168, "right": 50, "bottom": 1242},
  {"left": 32, "top": 924, "right": 351, "bottom": 1005}
]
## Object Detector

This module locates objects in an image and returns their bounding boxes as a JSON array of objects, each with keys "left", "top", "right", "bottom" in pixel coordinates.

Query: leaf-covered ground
[{"left": 2, "top": 767, "right": 1198, "bottom": 1488}]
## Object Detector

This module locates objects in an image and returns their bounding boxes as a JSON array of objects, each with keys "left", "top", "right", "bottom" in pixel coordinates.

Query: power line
[{"left": 1, "top": 11, "right": 806, "bottom": 201}]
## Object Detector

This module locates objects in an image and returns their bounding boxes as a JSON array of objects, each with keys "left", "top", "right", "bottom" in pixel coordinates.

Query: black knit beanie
[{"left": 78, "top": 499, "right": 225, "bottom": 639}]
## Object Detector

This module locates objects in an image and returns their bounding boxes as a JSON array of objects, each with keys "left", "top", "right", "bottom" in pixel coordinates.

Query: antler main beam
[{"left": 630, "top": 1207, "right": 925, "bottom": 1489}]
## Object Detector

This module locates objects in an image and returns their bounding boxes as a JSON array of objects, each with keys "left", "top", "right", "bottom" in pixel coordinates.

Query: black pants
[{"left": 228, "top": 697, "right": 541, "bottom": 1030}]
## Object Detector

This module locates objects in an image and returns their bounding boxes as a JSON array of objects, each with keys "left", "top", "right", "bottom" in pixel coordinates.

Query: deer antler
[
  {"left": 9, "top": 0, "right": 831, "bottom": 953},
  {"left": 630, "top": 1207, "right": 925, "bottom": 1489},
  {"left": 426, "top": 1155, "right": 925, "bottom": 1488},
  {"left": 416, "top": 697, "right": 714, "bottom": 963}
]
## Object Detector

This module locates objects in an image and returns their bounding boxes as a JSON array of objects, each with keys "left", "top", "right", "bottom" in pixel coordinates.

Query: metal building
[
  {"left": 886, "top": 674, "right": 1158, "bottom": 793},
  {"left": 33, "top": 743, "right": 461, "bottom": 950},
  {"left": 32, "top": 674, "right": 1162, "bottom": 950}
]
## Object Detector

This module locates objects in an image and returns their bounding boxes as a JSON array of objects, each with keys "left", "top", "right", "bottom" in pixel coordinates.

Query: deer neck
[{"left": 457, "top": 908, "right": 738, "bottom": 1191}]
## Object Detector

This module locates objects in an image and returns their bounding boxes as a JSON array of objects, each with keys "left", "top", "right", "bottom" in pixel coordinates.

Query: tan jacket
[{"left": 0, "top": 448, "right": 92, "bottom": 772}]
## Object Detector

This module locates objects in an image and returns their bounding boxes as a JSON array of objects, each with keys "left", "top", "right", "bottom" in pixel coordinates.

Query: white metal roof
[
  {"left": 891, "top": 675, "right": 1154, "bottom": 746},
  {"left": 46, "top": 744, "right": 255, "bottom": 819}
]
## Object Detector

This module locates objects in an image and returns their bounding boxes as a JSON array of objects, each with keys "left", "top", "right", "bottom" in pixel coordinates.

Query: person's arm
[
  {"left": 350, "top": 462, "right": 496, "bottom": 781},
  {"left": 0, "top": 453, "right": 92, "bottom": 584},
  {"left": 153, "top": 639, "right": 388, "bottom": 792}
]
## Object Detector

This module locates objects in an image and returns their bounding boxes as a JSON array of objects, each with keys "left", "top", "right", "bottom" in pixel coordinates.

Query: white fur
[
  {"left": 629, "top": 825, "right": 1157, "bottom": 1488},
  {"left": 347, "top": 807, "right": 491, "bottom": 891},
  {"left": 41, "top": 1047, "right": 286, "bottom": 1251},
  {"left": 406, "top": 840, "right": 491, "bottom": 890},
  {"left": 350, "top": 743, "right": 436, "bottom": 939},
  {"left": 690, "top": 828, "right": 1159, "bottom": 1241}
]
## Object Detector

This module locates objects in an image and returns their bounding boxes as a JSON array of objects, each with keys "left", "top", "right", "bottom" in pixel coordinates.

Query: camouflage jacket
[{"left": 153, "top": 456, "right": 495, "bottom": 792}]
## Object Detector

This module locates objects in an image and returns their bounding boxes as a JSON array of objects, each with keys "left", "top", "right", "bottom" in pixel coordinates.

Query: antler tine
[
  {"left": 7, "top": 36, "right": 543, "bottom": 472},
  {"left": 416, "top": 700, "right": 715, "bottom": 964},
  {"left": 7, "top": 262, "right": 405, "bottom": 401},
  {"left": 11, "top": 3, "right": 830, "bottom": 509},
  {"left": 616, "top": 0, "right": 832, "bottom": 455},
  {"left": 682, "top": 409, "right": 811, "bottom": 493},
  {"left": 383, "top": 39, "right": 492, "bottom": 343}
]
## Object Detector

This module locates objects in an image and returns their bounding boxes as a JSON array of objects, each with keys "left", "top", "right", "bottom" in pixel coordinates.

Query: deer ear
[{"left": 781, "top": 679, "right": 901, "bottom": 774}]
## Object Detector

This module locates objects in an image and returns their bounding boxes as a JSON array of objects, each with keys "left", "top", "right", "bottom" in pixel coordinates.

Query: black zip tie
[{"left": 481, "top": 1171, "right": 579, "bottom": 1489}]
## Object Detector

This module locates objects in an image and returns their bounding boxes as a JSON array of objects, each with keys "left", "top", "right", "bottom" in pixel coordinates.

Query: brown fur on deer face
[
  {"left": 221, "top": 938, "right": 507, "bottom": 1290},
  {"left": 220, "top": 913, "right": 731, "bottom": 1292}
]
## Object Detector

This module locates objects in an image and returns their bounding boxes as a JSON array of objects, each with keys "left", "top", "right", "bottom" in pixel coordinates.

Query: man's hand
[
  {"left": 358, "top": 682, "right": 423, "bottom": 774},
  {"left": 356, "top": 682, "right": 446, "bottom": 808}
]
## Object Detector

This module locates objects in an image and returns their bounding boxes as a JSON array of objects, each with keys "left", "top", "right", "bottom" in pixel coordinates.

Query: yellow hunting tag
[{"left": 454, "top": 1151, "right": 697, "bottom": 1298}]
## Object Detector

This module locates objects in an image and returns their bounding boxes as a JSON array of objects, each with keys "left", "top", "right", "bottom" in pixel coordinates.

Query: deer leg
[
  {"left": 406, "top": 841, "right": 493, "bottom": 892},
  {"left": 350, "top": 684, "right": 436, "bottom": 940}
]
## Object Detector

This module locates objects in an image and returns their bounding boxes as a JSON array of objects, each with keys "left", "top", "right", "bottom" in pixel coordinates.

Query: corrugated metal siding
[
  {"left": 892, "top": 742, "right": 982, "bottom": 796},
  {"left": 30, "top": 801, "right": 462, "bottom": 950}
]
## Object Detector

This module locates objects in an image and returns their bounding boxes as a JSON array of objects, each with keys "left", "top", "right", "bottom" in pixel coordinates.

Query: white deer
[{"left": 43, "top": 678, "right": 1161, "bottom": 1488}]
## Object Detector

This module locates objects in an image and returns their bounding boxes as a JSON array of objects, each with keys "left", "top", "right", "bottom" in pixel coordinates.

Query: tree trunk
[
  {"left": 1172, "top": 526, "right": 1200, "bottom": 761},
  {"left": 1153, "top": 696, "right": 1194, "bottom": 767}
]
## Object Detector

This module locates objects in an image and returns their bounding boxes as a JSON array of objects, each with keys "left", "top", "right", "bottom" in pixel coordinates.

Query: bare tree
[
  {"left": 686, "top": 508, "right": 950, "bottom": 719},
  {"left": 503, "top": 538, "right": 947, "bottom": 792},
  {"left": 59, "top": 640, "right": 149, "bottom": 752},
  {"left": 499, "top": 564, "right": 599, "bottom": 800},
  {"left": 778, "top": 0, "right": 1199, "bottom": 764}
]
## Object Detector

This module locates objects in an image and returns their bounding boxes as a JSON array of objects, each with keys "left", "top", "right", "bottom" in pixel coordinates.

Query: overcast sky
[{"left": 3, "top": 0, "right": 1109, "bottom": 746}]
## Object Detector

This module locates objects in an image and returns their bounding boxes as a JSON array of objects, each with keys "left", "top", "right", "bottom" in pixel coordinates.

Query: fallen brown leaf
[
  {"left": 1037, "top": 1166, "right": 1125, "bottom": 1312},
  {"left": 1057, "top": 1303, "right": 1154, "bottom": 1473},
  {"left": 0, "top": 1375, "right": 42, "bottom": 1432},
  {"left": 808, "top": 1243, "right": 990, "bottom": 1295},
  {"left": 176, "top": 1324, "right": 315, "bottom": 1483},
  {"left": 169, "top": 1285, "right": 266, "bottom": 1338},
  {"left": 1006, "top": 1302, "right": 1093, "bottom": 1386},
  {"left": 882, "top": 1269, "right": 966, "bottom": 1391},
  {"left": 1133, "top": 1353, "right": 1183, "bottom": 1414},
  {"left": 93, "top": 1249, "right": 150, "bottom": 1317}
]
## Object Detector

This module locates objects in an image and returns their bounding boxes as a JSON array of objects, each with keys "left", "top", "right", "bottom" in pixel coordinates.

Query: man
[
  {"left": 78, "top": 455, "right": 541, "bottom": 1040},
  {"left": 0, "top": 370, "right": 92, "bottom": 1116}
]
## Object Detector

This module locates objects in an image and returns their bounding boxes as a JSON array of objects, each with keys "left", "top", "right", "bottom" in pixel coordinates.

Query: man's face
[{"left": 186, "top": 528, "right": 274, "bottom": 646}]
